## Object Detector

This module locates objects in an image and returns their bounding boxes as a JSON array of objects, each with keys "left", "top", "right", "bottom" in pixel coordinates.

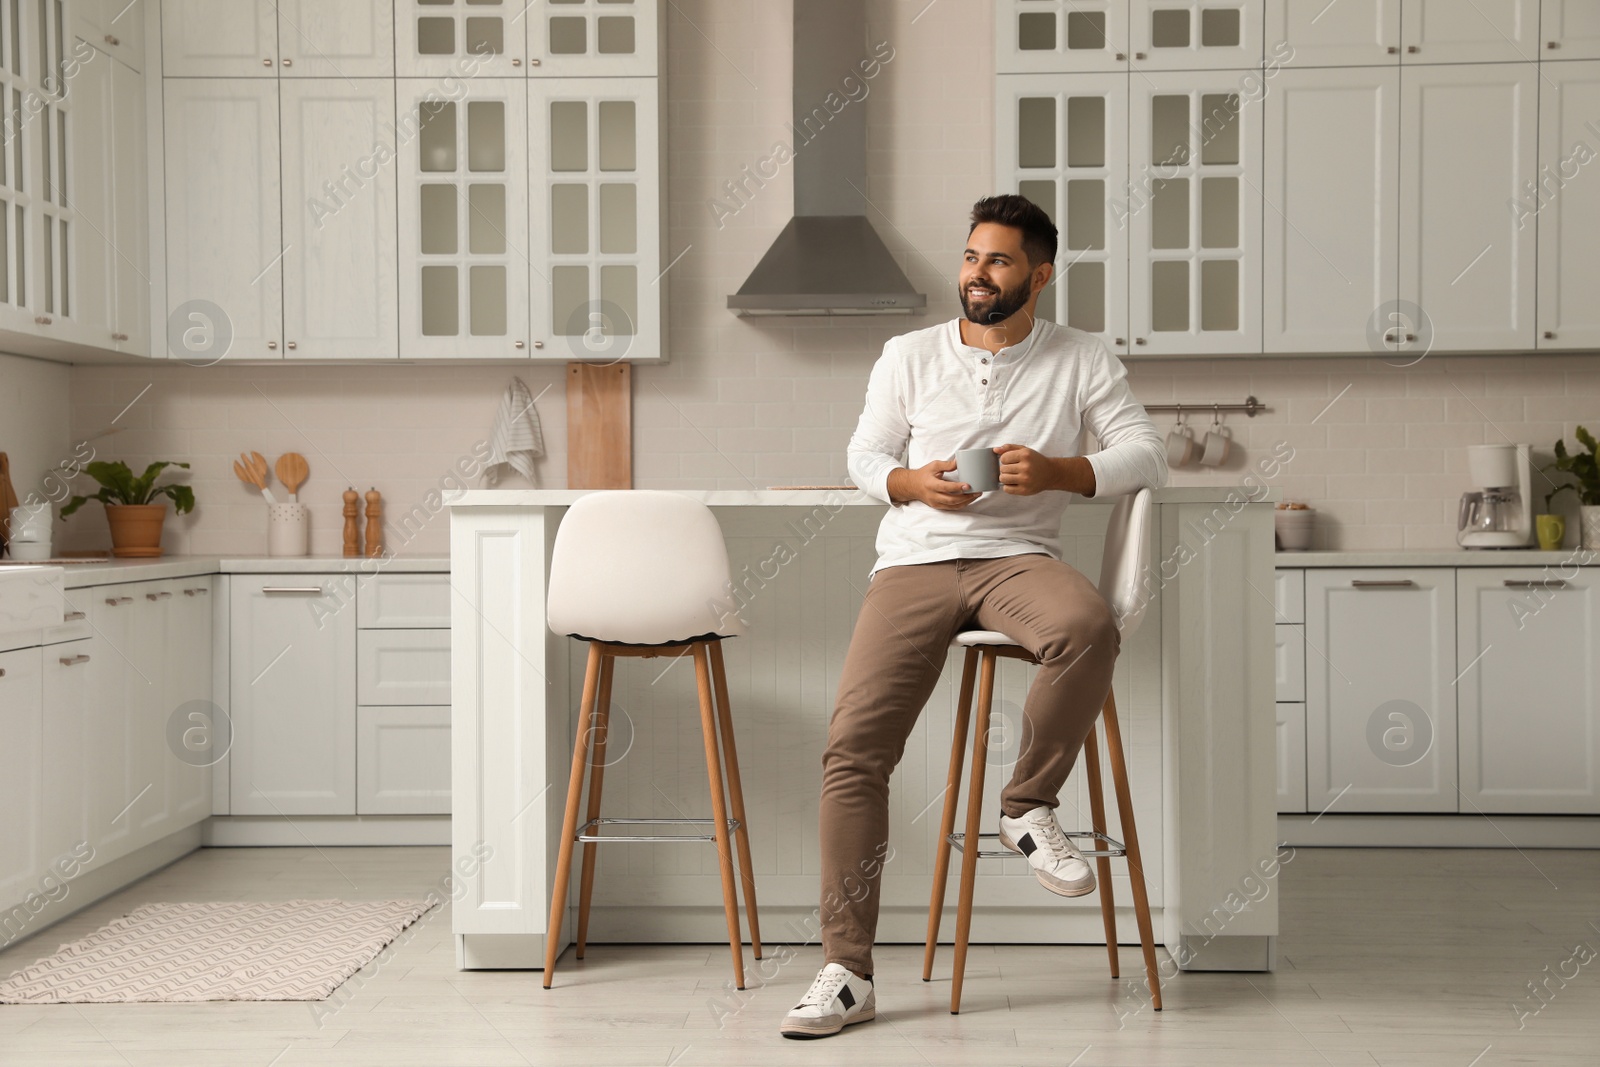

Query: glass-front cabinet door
[
  {"left": 1130, "top": 0, "right": 1262, "bottom": 70},
  {"left": 997, "top": 74, "right": 1129, "bottom": 352},
  {"left": 398, "top": 78, "right": 531, "bottom": 358},
  {"left": 531, "top": 0, "right": 657, "bottom": 76},
  {"left": 1128, "top": 74, "right": 1262, "bottom": 355},
  {"left": 395, "top": 0, "right": 528, "bottom": 77},
  {"left": 995, "top": 0, "right": 1130, "bottom": 73},
  {"left": 529, "top": 77, "right": 659, "bottom": 362}
]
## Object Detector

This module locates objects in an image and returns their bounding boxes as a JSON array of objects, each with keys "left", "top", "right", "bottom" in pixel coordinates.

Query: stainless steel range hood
[{"left": 727, "top": 1, "right": 926, "bottom": 317}]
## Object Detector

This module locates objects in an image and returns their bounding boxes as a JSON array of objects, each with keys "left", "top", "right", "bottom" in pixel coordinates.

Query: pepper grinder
[
  {"left": 364, "top": 487, "right": 384, "bottom": 558},
  {"left": 343, "top": 488, "right": 360, "bottom": 557}
]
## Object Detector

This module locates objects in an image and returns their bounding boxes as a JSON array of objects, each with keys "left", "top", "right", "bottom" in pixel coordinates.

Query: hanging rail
[{"left": 1142, "top": 395, "right": 1268, "bottom": 418}]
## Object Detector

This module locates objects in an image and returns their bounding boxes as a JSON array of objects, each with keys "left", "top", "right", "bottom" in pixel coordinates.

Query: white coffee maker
[{"left": 1457, "top": 443, "right": 1533, "bottom": 549}]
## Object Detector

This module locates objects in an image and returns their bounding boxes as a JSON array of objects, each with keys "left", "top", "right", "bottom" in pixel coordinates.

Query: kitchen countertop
[
  {"left": 0, "top": 554, "right": 450, "bottom": 587},
  {"left": 446, "top": 485, "right": 1282, "bottom": 507},
  {"left": 1276, "top": 548, "right": 1597, "bottom": 567}
]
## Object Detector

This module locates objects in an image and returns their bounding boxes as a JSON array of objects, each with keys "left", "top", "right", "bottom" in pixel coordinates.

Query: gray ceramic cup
[{"left": 954, "top": 447, "right": 1001, "bottom": 492}]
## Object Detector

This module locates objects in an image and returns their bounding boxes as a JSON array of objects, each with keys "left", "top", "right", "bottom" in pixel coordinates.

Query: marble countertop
[
  {"left": 0, "top": 555, "right": 451, "bottom": 588},
  {"left": 1276, "top": 548, "right": 1595, "bottom": 567},
  {"left": 445, "top": 485, "right": 1281, "bottom": 507}
]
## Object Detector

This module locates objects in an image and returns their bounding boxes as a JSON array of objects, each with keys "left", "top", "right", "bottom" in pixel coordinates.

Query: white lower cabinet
[
  {"left": 0, "top": 648, "right": 44, "bottom": 906},
  {"left": 1306, "top": 569, "right": 1458, "bottom": 813},
  {"left": 168, "top": 579, "right": 215, "bottom": 828},
  {"left": 229, "top": 576, "right": 357, "bottom": 815},
  {"left": 1276, "top": 702, "right": 1307, "bottom": 814},
  {"left": 88, "top": 584, "right": 148, "bottom": 863},
  {"left": 41, "top": 639, "right": 94, "bottom": 873},
  {"left": 356, "top": 706, "right": 451, "bottom": 814},
  {"left": 1457, "top": 568, "right": 1600, "bottom": 814}
]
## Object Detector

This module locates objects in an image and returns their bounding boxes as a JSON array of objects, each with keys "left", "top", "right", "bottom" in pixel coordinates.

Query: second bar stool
[
  {"left": 543, "top": 490, "right": 761, "bottom": 989},
  {"left": 922, "top": 488, "right": 1162, "bottom": 1014}
]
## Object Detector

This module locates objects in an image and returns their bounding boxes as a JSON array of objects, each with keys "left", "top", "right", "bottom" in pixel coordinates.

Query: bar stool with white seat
[
  {"left": 922, "top": 487, "right": 1161, "bottom": 1014},
  {"left": 543, "top": 490, "right": 762, "bottom": 989}
]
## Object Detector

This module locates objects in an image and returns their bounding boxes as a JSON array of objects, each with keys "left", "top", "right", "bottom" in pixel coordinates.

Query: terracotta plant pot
[{"left": 104, "top": 503, "right": 167, "bottom": 558}]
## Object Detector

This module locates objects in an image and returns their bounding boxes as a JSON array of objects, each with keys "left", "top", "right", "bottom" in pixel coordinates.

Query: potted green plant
[
  {"left": 60, "top": 461, "right": 195, "bottom": 558},
  {"left": 1543, "top": 427, "right": 1600, "bottom": 551}
]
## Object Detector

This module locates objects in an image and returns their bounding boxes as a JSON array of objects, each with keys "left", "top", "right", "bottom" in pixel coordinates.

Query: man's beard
[{"left": 960, "top": 275, "right": 1032, "bottom": 325}]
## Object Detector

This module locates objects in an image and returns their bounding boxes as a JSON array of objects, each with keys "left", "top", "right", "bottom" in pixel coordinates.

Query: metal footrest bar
[
  {"left": 946, "top": 830, "right": 1125, "bottom": 860},
  {"left": 575, "top": 816, "right": 740, "bottom": 844}
]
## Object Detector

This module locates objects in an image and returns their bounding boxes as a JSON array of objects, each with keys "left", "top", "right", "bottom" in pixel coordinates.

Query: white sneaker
[
  {"left": 779, "top": 963, "right": 876, "bottom": 1039},
  {"left": 998, "top": 805, "right": 1096, "bottom": 897}
]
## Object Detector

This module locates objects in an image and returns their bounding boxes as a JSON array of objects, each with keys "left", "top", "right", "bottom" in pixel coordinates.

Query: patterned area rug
[{"left": 0, "top": 899, "right": 435, "bottom": 1003}]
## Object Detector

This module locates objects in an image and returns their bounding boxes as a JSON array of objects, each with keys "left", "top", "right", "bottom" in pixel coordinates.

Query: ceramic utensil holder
[
  {"left": 268, "top": 502, "right": 309, "bottom": 557},
  {"left": 10, "top": 503, "right": 50, "bottom": 541}
]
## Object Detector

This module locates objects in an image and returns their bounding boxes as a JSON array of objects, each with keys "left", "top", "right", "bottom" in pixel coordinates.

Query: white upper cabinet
[
  {"left": 73, "top": 0, "right": 146, "bottom": 71},
  {"left": 395, "top": 0, "right": 527, "bottom": 77},
  {"left": 1457, "top": 569, "right": 1600, "bottom": 814},
  {"left": 1265, "top": 0, "right": 1400, "bottom": 66},
  {"left": 530, "top": 77, "right": 660, "bottom": 361},
  {"left": 1306, "top": 569, "right": 1458, "bottom": 814},
  {"left": 1398, "top": 63, "right": 1538, "bottom": 353},
  {"left": 162, "top": 78, "right": 284, "bottom": 360},
  {"left": 997, "top": 74, "right": 1129, "bottom": 350},
  {"left": 1127, "top": 71, "right": 1262, "bottom": 355},
  {"left": 397, "top": 76, "right": 530, "bottom": 358},
  {"left": 1130, "top": 0, "right": 1262, "bottom": 70},
  {"left": 996, "top": 0, "right": 1131, "bottom": 73},
  {"left": 161, "top": 0, "right": 278, "bottom": 76},
  {"left": 1543, "top": 0, "right": 1600, "bottom": 60},
  {"left": 279, "top": 79, "right": 399, "bottom": 359},
  {"left": 1263, "top": 67, "right": 1399, "bottom": 354},
  {"left": 1536, "top": 61, "right": 1600, "bottom": 350},
  {"left": 1400, "top": 0, "right": 1540, "bottom": 63},
  {"left": 274, "top": 0, "right": 394, "bottom": 77},
  {"left": 531, "top": 0, "right": 657, "bottom": 76}
]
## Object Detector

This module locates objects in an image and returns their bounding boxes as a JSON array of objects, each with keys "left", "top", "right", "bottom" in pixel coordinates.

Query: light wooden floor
[{"left": 1, "top": 845, "right": 1597, "bottom": 1065}]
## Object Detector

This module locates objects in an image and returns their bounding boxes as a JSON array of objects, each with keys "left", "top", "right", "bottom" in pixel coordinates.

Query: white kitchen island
[{"left": 447, "top": 487, "right": 1280, "bottom": 974}]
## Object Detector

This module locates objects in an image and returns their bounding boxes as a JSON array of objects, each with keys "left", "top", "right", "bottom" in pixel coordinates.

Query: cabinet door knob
[
  {"left": 1134, "top": 337, "right": 1146, "bottom": 345},
  {"left": 1405, "top": 332, "right": 1415, "bottom": 342},
  {"left": 1114, "top": 337, "right": 1126, "bottom": 345},
  {"left": 1544, "top": 330, "right": 1556, "bottom": 340},
  {"left": 263, "top": 57, "right": 273, "bottom": 66},
  {"left": 513, "top": 58, "right": 522, "bottom": 66},
  {"left": 1115, "top": 52, "right": 1126, "bottom": 61},
  {"left": 287, "top": 341, "right": 297, "bottom": 350},
  {"left": 59, "top": 654, "right": 90, "bottom": 666},
  {"left": 34, "top": 315, "right": 51, "bottom": 325},
  {"left": 104, "top": 34, "right": 119, "bottom": 46},
  {"left": 1135, "top": 51, "right": 1147, "bottom": 60},
  {"left": 1387, "top": 46, "right": 1398, "bottom": 54},
  {"left": 1407, "top": 45, "right": 1419, "bottom": 53},
  {"left": 530, "top": 58, "right": 541, "bottom": 66},
  {"left": 112, "top": 331, "right": 129, "bottom": 341},
  {"left": 1548, "top": 41, "right": 1559, "bottom": 50},
  {"left": 515, "top": 340, "right": 525, "bottom": 349},
  {"left": 533, "top": 340, "right": 544, "bottom": 349},
  {"left": 267, "top": 340, "right": 278, "bottom": 349},
  {"left": 282, "top": 58, "right": 293, "bottom": 66}
]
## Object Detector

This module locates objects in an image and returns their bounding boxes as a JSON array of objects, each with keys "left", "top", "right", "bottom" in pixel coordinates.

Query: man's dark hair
[{"left": 968, "top": 194, "right": 1058, "bottom": 269}]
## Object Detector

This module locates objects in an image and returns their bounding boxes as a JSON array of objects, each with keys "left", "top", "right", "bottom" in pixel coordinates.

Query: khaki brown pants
[{"left": 819, "top": 553, "right": 1119, "bottom": 975}]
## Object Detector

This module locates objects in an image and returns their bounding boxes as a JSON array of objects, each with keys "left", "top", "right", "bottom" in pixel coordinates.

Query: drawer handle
[
  {"left": 59, "top": 654, "right": 90, "bottom": 666},
  {"left": 1504, "top": 579, "right": 1568, "bottom": 589},
  {"left": 64, "top": 610, "right": 86, "bottom": 621},
  {"left": 182, "top": 587, "right": 210, "bottom": 596},
  {"left": 1351, "top": 579, "right": 1416, "bottom": 588},
  {"left": 262, "top": 586, "right": 326, "bottom": 595},
  {"left": 146, "top": 591, "right": 173, "bottom": 600},
  {"left": 0, "top": 667, "right": 5, "bottom": 677},
  {"left": 105, "top": 596, "right": 133, "bottom": 605}
]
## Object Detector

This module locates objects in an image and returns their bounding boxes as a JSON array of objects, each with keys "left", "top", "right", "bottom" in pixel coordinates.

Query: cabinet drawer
[
  {"left": 357, "top": 629, "right": 450, "bottom": 705},
  {"left": 1276, "top": 702, "right": 1307, "bottom": 814},
  {"left": 1274, "top": 569, "right": 1304, "bottom": 624},
  {"left": 356, "top": 573, "right": 450, "bottom": 628},
  {"left": 356, "top": 705, "right": 450, "bottom": 815},
  {"left": 1275, "top": 624, "right": 1305, "bottom": 702},
  {"left": 41, "top": 585, "right": 94, "bottom": 645}
]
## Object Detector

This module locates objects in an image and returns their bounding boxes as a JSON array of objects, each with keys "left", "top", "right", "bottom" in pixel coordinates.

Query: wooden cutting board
[
  {"left": 566, "top": 363, "right": 632, "bottom": 489},
  {"left": 0, "top": 453, "right": 19, "bottom": 553}
]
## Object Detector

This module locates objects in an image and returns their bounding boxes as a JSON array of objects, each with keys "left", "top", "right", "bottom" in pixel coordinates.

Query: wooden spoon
[
  {"left": 275, "top": 453, "right": 308, "bottom": 502},
  {"left": 233, "top": 458, "right": 274, "bottom": 503}
]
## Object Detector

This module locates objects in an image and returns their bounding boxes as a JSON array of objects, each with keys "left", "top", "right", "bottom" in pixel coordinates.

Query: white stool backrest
[
  {"left": 547, "top": 490, "right": 743, "bottom": 645},
  {"left": 1096, "top": 488, "right": 1154, "bottom": 640}
]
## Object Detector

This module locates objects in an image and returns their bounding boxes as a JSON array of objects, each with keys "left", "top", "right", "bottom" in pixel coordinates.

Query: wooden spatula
[
  {"left": 275, "top": 453, "right": 308, "bottom": 502},
  {"left": 235, "top": 453, "right": 275, "bottom": 503}
]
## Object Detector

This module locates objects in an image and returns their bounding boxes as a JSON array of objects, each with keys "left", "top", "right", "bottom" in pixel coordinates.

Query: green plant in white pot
[{"left": 1544, "top": 427, "right": 1600, "bottom": 551}]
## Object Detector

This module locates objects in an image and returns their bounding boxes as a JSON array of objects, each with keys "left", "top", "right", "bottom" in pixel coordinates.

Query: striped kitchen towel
[{"left": 483, "top": 376, "right": 545, "bottom": 486}]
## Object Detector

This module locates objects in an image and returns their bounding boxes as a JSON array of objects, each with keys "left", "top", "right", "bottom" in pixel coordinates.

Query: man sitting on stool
[{"left": 782, "top": 194, "right": 1168, "bottom": 1040}]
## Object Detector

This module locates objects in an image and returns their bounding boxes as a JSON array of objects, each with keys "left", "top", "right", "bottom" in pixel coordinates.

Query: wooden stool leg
[
  {"left": 951, "top": 651, "right": 997, "bottom": 1015},
  {"left": 544, "top": 642, "right": 603, "bottom": 988},
  {"left": 693, "top": 643, "right": 746, "bottom": 990},
  {"left": 708, "top": 641, "right": 762, "bottom": 959},
  {"left": 575, "top": 653, "right": 616, "bottom": 959},
  {"left": 923, "top": 648, "right": 978, "bottom": 982},
  {"left": 1102, "top": 690, "right": 1162, "bottom": 1011},
  {"left": 1083, "top": 725, "right": 1120, "bottom": 979}
]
